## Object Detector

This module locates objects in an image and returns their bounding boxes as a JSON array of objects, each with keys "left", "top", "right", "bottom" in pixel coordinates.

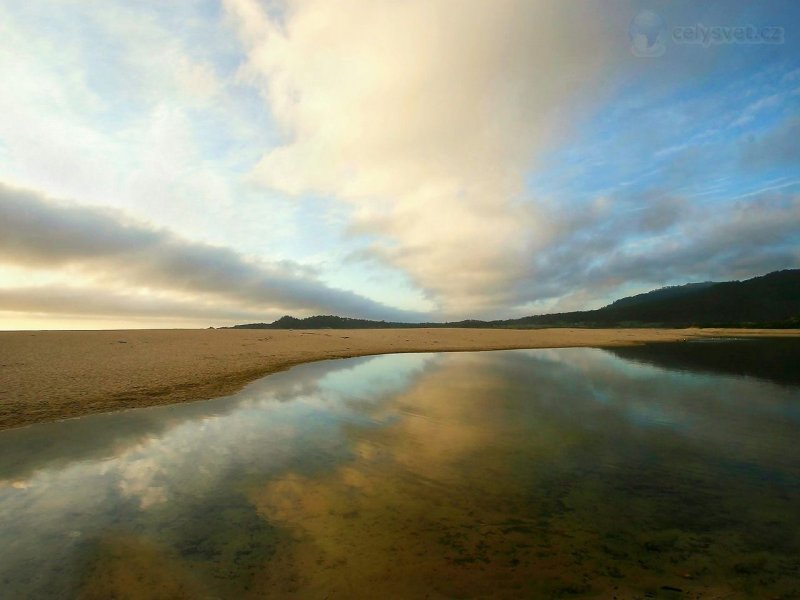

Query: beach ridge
[{"left": 1, "top": 327, "right": 798, "bottom": 431}]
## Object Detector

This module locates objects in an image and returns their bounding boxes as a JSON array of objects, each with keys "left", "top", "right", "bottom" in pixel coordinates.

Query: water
[{"left": 0, "top": 340, "right": 799, "bottom": 599}]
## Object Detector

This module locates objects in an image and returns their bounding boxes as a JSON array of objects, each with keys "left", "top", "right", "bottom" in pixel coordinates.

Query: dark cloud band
[{"left": 0, "top": 182, "right": 423, "bottom": 322}]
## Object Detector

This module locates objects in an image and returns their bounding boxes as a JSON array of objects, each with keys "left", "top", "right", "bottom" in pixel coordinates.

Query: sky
[{"left": 0, "top": 0, "right": 798, "bottom": 329}]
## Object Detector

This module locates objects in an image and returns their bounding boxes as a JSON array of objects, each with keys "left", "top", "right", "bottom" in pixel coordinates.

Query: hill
[
  {"left": 229, "top": 269, "right": 800, "bottom": 329},
  {"left": 230, "top": 315, "right": 418, "bottom": 330}
]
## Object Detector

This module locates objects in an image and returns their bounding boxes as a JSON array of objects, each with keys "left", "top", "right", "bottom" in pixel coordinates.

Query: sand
[{"left": 1, "top": 327, "right": 798, "bottom": 431}]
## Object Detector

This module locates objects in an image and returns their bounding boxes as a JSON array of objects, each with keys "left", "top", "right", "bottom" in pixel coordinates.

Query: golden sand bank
[{"left": 1, "top": 327, "right": 798, "bottom": 430}]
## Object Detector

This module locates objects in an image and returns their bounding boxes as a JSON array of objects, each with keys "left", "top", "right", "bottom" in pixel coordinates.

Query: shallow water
[{"left": 0, "top": 341, "right": 799, "bottom": 599}]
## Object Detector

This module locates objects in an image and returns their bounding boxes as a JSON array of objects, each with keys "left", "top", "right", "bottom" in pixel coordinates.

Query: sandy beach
[{"left": 0, "top": 327, "right": 798, "bottom": 431}]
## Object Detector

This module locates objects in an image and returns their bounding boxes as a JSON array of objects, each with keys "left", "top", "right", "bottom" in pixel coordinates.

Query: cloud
[
  {"left": 516, "top": 192, "right": 800, "bottom": 312},
  {"left": 0, "top": 1, "right": 296, "bottom": 265},
  {"left": 0, "top": 285, "right": 257, "bottom": 321},
  {"left": 0, "top": 182, "right": 422, "bottom": 322},
  {"left": 740, "top": 116, "right": 800, "bottom": 170},
  {"left": 225, "top": 0, "right": 627, "bottom": 316},
  {"left": 2, "top": 2, "right": 797, "bottom": 326},
  {"left": 636, "top": 196, "right": 689, "bottom": 233}
]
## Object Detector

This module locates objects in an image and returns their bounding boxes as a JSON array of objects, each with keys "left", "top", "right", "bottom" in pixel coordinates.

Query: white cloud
[
  {"left": 225, "top": 0, "right": 626, "bottom": 316},
  {"left": 1, "top": 1, "right": 795, "bottom": 327},
  {"left": 0, "top": 1, "right": 298, "bottom": 259}
]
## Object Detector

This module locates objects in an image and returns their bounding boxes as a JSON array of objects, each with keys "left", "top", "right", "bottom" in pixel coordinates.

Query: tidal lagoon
[{"left": 1, "top": 340, "right": 798, "bottom": 598}]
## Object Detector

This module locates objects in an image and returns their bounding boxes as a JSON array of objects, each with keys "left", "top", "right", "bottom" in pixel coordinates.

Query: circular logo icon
[{"left": 629, "top": 10, "right": 666, "bottom": 57}]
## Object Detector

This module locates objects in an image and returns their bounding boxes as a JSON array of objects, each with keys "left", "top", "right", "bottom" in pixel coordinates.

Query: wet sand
[{"left": 1, "top": 327, "right": 797, "bottom": 431}]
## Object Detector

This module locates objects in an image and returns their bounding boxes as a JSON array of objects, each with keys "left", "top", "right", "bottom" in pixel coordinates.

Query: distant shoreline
[
  {"left": 1, "top": 327, "right": 799, "bottom": 431},
  {"left": 228, "top": 269, "right": 800, "bottom": 331}
]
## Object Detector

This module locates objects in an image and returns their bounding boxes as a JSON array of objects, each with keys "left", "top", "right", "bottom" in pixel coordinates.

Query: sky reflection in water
[{"left": 0, "top": 342, "right": 798, "bottom": 599}]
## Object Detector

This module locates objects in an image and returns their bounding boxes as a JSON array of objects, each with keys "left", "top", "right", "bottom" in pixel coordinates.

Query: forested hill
[
  {"left": 503, "top": 269, "right": 799, "bottom": 327},
  {"left": 229, "top": 269, "right": 800, "bottom": 329}
]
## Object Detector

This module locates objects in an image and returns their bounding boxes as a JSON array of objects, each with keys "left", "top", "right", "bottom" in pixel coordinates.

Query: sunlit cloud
[
  {"left": 225, "top": 0, "right": 629, "bottom": 315},
  {"left": 0, "top": 1, "right": 797, "bottom": 327}
]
